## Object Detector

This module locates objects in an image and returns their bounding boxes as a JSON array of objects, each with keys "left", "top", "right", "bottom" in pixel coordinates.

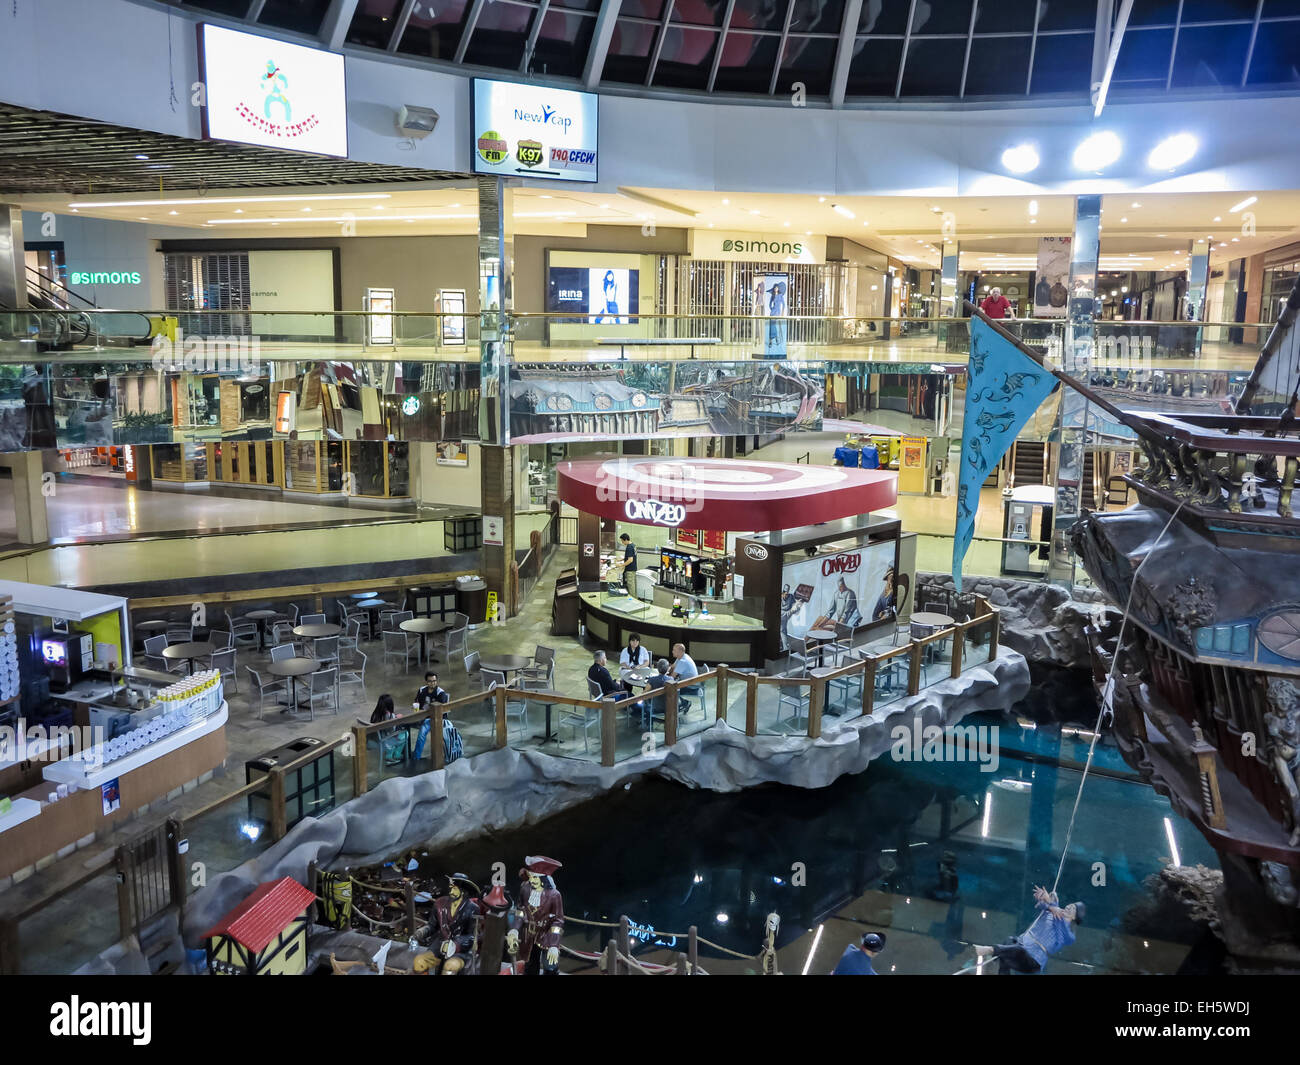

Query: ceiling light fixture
[
  {"left": 1028, "top": 200, "right": 1038, "bottom": 216},
  {"left": 1131, "top": 202, "right": 1141, "bottom": 208},
  {"left": 831, "top": 204, "right": 855, "bottom": 219},
  {"left": 134, "top": 154, "right": 149, "bottom": 161},
  {"left": 1229, "top": 196, "right": 1257, "bottom": 213},
  {"left": 1147, "top": 132, "right": 1198, "bottom": 170},
  {"left": 69, "top": 193, "right": 392, "bottom": 208},
  {"left": 1073, "top": 131, "right": 1123, "bottom": 171},
  {"left": 1001, "top": 142, "right": 1040, "bottom": 174}
]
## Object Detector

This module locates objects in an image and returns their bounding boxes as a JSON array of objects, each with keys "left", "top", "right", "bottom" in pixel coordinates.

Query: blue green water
[{"left": 427, "top": 695, "right": 1219, "bottom": 974}]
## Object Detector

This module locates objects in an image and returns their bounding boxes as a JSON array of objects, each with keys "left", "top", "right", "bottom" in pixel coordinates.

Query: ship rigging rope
[
  {"left": 1050, "top": 498, "right": 1188, "bottom": 897},
  {"left": 952, "top": 500, "right": 1188, "bottom": 976}
]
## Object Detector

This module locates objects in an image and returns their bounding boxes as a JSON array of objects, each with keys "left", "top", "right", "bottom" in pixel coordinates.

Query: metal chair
[
  {"left": 208, "top": 629, "right": 235, "bottom": 650},
  {"left": 208, "top": 647, "right": 238, "bottom": 694},
  {"left": 383, "top": 629, "right": 419, "bottom": 673},
  {"left": 340, "top": 616, "right": 365, "bottom": 653},
  {"left": 678, "top": 664, "right": 708, "bottom": 718},
  {"left": 313, "top": 635, "right": 340, "bottom": 668},
  {"left": 339, "top": 650, "right": 367, "bottom": 701},
  {"left": 776, "top": 675, "right": 811, "bottom": 732},
  {"left": 463, "top": 649, "right": 480, "bottom": 677},
  {"left": 143, "top": 635, "right": 173, "bottom": 673},
  {"left": 245, "top": 667, "right": 288, "bottom": 719},
  {"left": 306, "top": 667, "right": 339, "bottom": 719},
  {"left": 225, "top": 611, "right": 258, "bottom": 649},
  {"left": 481, "top": 668, "right": 506, "bottom": 691},
  {"left": 519, "top": 646, "right": 555, "bottom": 689},
  {"left": 379, "top": 606, "right": 405, "bottom": 631},
  {"left": 166, "top": 621, "right": 194, "bottom": 645},
  {"left": 270, "top": 643, "right": 298, "bottom": 664},
  {"left": 786, "top": 636, "right": 816, "bottom": 674},
  {"left": 438, "top": 621, "right": 468, "bottom": 662},
  {"left": 301, "top": 613, "right": 326, "bottom": 626},
  {"left": 270, "top": 619, "right": 295, "bottom": 646},
  {"left": 487, "top": 679, "right": 529, "bottom": 739}
]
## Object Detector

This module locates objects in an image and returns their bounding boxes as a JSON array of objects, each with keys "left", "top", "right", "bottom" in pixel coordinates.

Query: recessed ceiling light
[
  {"left": 448, "top": 203, "right": 460, "bottom": 208},
  {"left": 234, "top": 209, "right": 243, "bottom": 213},
  {"left": 783, "top": 221, "right": 789, "bottom": 226},
  {"left": 372, "top": 205, "right": 383, "bottom": 210},
  {"left": 70, "top": 208, "right": 78, "bottom": 213},
  {"left": 749, "top": 209, "right": 760, "bottom": 216},
  {"left": 1074, "top": 131, "right": 1122, "bottom": 171},
  {"left": 1232, "top": 237, "right": 1239, "bottom": 242},
  {"left": 1120, "top": 217, "right": 1127, "bottom": 223},
  {"left": 138, "top": 216, "right": 147, "bottom": 221},
  {"left": 1001, "top": 142, "right": 1040, "bottom": 174},
  {"left": 1030, "top": 218, "right": 1038, "bottom": 224},
  {"left": 805, "top": 231, "right": 812, "bottom": 236},
  {"left": 1229, "top": 196, "right": 1257, "bottom": 213},
  {"left": 818, "top": 196, "right": 825, "bottom": 203},
  {"left": 721, "top": 198, "right": 730, "bottom": 205},
  {"left": 302, "top": 207, "right": 312, "bottom": 212},
  {"left": 1157, "top": 233, "right": 1165, "bottom": 236},
  {"left": 831, "top": 204, "right": 855, "bottom": 219},
  {"left": 540, "top": 194, "right": 552, "bottom": 199},
  {"left": 1147, "top": 132, "right": 1198, "bottom": 170},
  {"left": 1130, "top": 202, "right": 1140, "bottom": 208},
  {"left": 134, "top": 154, "right": 149, "bottom": 161},
  {"left": 930, "top": 206, "right": 942, "bottom": 214},
  {"left": 1213, "top": 216, "right": 1221, "bottom": 222},
  {"left": 168, "top": 210, "right": 178, "bottom": 215}
]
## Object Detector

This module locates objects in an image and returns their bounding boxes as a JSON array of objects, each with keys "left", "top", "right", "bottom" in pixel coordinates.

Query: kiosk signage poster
[
  {"left": 780, "top": 540, "right": 897, "bottom": 641},
  {"left": 751, "top": 273, "right": 789, "bottom": 357}
]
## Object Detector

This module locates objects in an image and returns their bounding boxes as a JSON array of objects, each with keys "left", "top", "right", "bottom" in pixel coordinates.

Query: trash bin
[{"left": 456, "top": 575, "right": 488, "bottom": 628}]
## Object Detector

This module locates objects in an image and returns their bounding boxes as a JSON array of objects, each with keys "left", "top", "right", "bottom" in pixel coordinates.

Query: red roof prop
[{"left": 202, "top": 877, "right": 315, "bottom": 954}]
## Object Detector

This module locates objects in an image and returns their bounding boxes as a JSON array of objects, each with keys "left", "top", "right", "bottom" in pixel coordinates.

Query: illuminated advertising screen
[
  {"left": 547, "top": 267, "right": 639, "bottom": 323},
  {"left": 473, "top": 78, "right": 598, "bottom": 183},
  {"left": 198, "top": 23, "right": 348, "bottom": 157}
]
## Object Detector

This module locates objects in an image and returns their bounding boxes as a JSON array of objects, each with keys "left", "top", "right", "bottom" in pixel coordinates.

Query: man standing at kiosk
[{"left": 617, "top": 532, "right": 638, "bottom": 588}]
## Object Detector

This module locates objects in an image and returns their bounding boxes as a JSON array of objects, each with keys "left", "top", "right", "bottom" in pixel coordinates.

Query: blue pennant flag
[{"left": 953, "top": 318, "right": 1059, "bottom": 589}]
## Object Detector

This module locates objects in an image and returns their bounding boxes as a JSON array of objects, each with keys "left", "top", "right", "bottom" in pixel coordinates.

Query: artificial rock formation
[{"left": 179, "top": 649, "right": 1030, "bottom": 949}]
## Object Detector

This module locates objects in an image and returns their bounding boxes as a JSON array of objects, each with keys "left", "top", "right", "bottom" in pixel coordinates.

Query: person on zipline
[{"left": 972, "top": 886, "right": 1085, "bottom": 974}]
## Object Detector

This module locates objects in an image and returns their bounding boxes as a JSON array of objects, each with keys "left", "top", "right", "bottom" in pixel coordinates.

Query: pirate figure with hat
[
  {"left": 505, "top": 856, "right": 565, "bottom": 975},
  {"left": 429, "top": 874, "right": 482, "bottom": 975}
]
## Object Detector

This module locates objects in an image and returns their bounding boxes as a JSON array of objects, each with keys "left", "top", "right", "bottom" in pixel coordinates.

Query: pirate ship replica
[{"left": 1063, "top": 281, "right": 1300, "bottom": 969}]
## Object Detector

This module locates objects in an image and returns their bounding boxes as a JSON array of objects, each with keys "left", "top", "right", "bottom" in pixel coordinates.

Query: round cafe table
[
  {"left": 480, "top": 654, "right": 531, "bottom": 680},
  {"left": 620, "top": 665, "right": 655, "bottom": 688},
  {"left": 400, "top": 617, "right": 452, "bottom": 663},
  {"left": 354, "top": 599, "right": 392, "bottom": 637},
  {"left": 293, "top": 623, "right": 342, "bottom": 640},
  {"left": 910, "top": 611, "right": 955, "bottom": 664},
  {"left": 133, "top": 619, "right": 169, "bottom": 651},
  {"left": 806, "top": 627, "right": 839, "bottom": 666},
  {"left": 242, "top": 609, "right": 282, "bottom": 652},
  {"left": 162, "top": 641, "right": 215, "bottom": 675},
  {"left": 266, "top": 656, "right": 321, "bottom": 712}
]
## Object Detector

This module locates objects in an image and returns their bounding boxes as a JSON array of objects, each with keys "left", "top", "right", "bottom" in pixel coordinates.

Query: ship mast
[{"left": 1234, "top": 272, "right": 1300, "bottom": 416}]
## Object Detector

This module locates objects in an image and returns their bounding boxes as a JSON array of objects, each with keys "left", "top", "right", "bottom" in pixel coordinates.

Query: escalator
[
  {"left": 1009, "top": 440, "right": 1047, "bottom": 488},
  {"left": 1, "top": 268, "right": 154, "bottom": 351},
  {"left": 1081, "top": 450, "right": 1097, "bottom": 511}
]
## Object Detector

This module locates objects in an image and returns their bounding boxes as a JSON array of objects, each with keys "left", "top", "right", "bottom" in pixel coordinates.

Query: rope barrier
[{"left": 564, "top": 914, "right": 762, "bottom": 961}]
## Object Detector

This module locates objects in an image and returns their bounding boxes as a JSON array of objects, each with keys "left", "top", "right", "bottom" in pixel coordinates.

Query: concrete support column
[
  {"left": 1185, "top": 238, "right": 1211, "bottom": 353},
  {"left": 477, "top": 175, "right": 515, "bottom": 612},
  {"left": 0, "top": 451, "right": 48, "bottom": 545},
  {"left": 1049, "top": 193, "right": 1101, "bottom": 585},
  {"left": 0, "top": 205, "right": 26, "bottom": 311}
]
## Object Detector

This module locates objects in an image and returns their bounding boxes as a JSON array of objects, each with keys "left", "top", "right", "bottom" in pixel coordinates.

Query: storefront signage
[
  {"left": 625, "top": 499, "right": 685, "bottom": 526},
  {"left": 69, "top": 270, "right": 141, "bottom": 285},
  {"left": 198, "top": 24, "right": 348, "bottom": 158},
  {"left": 472, "top": 78, "right": 598, "bottom": 183},
  {"left": 821, "top": 552, "right": 862, "bottom": 577},
  {"left": 744, "top": 543, "right": 769, "bottom": 561},
  {"left": 689, "top": 230, "right": 826, "bottom": 265}
]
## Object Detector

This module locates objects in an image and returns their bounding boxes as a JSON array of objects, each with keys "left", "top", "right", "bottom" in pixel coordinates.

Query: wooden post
[
  {"left": 988, "top": 607, "right": 1001, "bottom": 662},
  {"left": 115, "top": 847, "right": 134, "bottom": 941},
  {"left": 908, "top": 640, "right": 923, "bottom": 695},
  {"left": 165, "top": 816, "right": 187, "bottom": 912},
  {"left": 664, "top": 681, "right": 678, "bottom": 746},
  {"left": 676, "top": 953, "right": 689, "bottom": 974},
  {"left": 494, "top": 686, "right": 507, "bottom": 749},
  {"left": 405, "top": 881, "right": 418, "bottom": 937},
  {"left": 306, "top": 861, "right": 319, "bottom": 924},
  {"left": 269, "top": 766, "right": 288, "bottom": 842},
  {"left": 480, "top": 910, "right": 508, "bottom": 976},
  {"left": 618, "top": 915, "right": 631, "bottom": 958},
  {"left": 600, "top": 701, "right": 616, "bottom": 767},
  {"left": 0, "top": 917, "right": 18, "bottom": 976},
  {"left": 745, "top": 672, "right": 758, "bottom": 737},
  {"left": 604, "top": 938, "right": 619, "bottom": 975},
  {"left": 351, "top": 723, "right": 368, "bottom": 797},
  {"left": 807, "top": 676, "right": 824, "bottom": 739},
  {"left": 432, "top": 706, "right": 446, "bottom": 770},
  {"left": 715, "top": 664, "right": 729, "bottom": 723},
  {"left": 950, "top": 626, "right": 965, "bottom": 679},
  {"left": 862, "top": 658, "right": 877, "bottom": 718},
  {"left": 688, "top": 925, "right": 698, "bottom": 975}
]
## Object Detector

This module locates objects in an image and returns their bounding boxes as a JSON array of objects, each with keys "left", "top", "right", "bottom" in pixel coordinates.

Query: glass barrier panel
[
  {"left": 441, "top": 696, "right": 499, "bottom": 761},
  {"left": 182, "top": 789, "right": 281, "bottom": 881},
  {"left": 869, "top": 650, "right": 910, "bottom": 711},
  {"left": 754, "top": 676, "right": 811, "bottom": 736},
  {"left": 820, "top": 661, "right": 867, "bottom": 720},
  {"left": 918, "top": 632, "right": 955, "bottom": 690},
  {"left": 674, "top": 674, "right": 717, "bottom": 740},
  {"left": 962, "top": 618, "right": 996, "bottom": 672},
  {"left": 7, "top": 872, "right": 122, "bottom": 974}
]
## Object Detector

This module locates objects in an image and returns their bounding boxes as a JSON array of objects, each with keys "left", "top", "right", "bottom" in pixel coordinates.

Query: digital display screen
[
  {"left": 473, "top": 78, "right": 598, "bottom": 183},
  {"left": 546, "top": 267, "right": 639, "bottom": 323},
  {"left": 199, "top": 24, "right": 348, "bottom": 158},
  {"left": 41, "top": 639, "right": 68, "bottom": 667}
]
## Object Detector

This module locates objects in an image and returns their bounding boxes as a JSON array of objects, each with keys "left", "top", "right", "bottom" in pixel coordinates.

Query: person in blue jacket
[
  {"left": 972, "top": 886, "right": 1085, "bottom": 974},
  {"left": 832, "top": 931, "right": 886, "bottom": 974}
]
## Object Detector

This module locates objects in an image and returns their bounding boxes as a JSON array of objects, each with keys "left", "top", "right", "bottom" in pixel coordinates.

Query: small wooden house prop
[{"left": 202, "top": 877, "right": 315, "bottom": 975}]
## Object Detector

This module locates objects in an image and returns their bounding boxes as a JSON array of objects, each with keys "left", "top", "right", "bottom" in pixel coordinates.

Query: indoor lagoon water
[{"left": 420, "top": 702, "right": 1219, "bottom": 976}]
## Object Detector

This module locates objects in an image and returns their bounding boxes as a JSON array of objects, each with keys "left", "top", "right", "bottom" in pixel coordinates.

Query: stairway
[{"left": 1010, "top": 441, "right": 1047, "bottom": 488}]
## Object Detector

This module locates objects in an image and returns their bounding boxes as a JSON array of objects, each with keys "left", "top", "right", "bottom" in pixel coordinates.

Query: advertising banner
[
  {"left": 473, "top": 78, "right": 598, "bottom": 183},
  {"left": 199, "top": 24, "right": 348, "bottom": 157},
  {"left": 508, "top": 359, "right": 822, "bottom": 443},
  {"left": 436, "top": 441, "right": 469, "bottom": 467},
  {"left": 547, "top": 267, "right": 639, "bottom": 324},
  {"left": 752, "top": 273, "right": 789, "bottom": 358},
  {"left": 1033, "top": 237, "right": 1071, "bottom": 318},
  {"left": 779, "top": 540, "right": 898, "bottom": 648}
]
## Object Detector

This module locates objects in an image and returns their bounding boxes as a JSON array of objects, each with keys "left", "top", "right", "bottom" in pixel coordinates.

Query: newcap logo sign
[{"left": 690, "top": 229, "right": 826, "bottom": 265}]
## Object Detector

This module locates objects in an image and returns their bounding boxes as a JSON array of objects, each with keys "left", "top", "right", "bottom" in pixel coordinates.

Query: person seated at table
[
  {"left": 587, "top": 650, "right": 621, "bottom": 698},
  {"left": 369, "top": 693, "right": 408, "bottom": 765},
  {"left": 668, "top": 643, "right": 700, "bottom": 713},
  {"left": 413, "top": 671, "right": 450, "bottom": 761},
  {"left": 370, "top": 693, "right": 398, "bottom": 724},
  {"left": 618, "top": 633, "right": 651, "bottom": 694},
  {"left": 644, "top": 658, "right": 671, "bottom": 720}
]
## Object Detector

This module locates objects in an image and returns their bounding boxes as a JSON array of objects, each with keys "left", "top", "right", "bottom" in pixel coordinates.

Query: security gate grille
[{"left": 115, "top": 818, "right": 184, "bottom": 942}]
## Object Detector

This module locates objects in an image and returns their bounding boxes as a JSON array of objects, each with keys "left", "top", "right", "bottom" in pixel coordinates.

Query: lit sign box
[
  {"left": 472, "top": 78, "right": 597, "bottom": 183},
  {"left": 198, "top": 23, "right": 348, "bottom": 158}
]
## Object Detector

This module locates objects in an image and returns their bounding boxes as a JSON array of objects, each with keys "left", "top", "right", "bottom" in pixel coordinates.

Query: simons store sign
[{"left": 689, "top": 229, "right": 826, "bottom": 265}]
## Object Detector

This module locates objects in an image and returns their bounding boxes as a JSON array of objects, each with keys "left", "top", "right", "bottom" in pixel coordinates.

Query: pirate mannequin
[
  {"left": 430, "top": 875, "right": 482, "bottom": 975},
  {"left": 505, "top": 856, "right": 565, "bottom": 974}
]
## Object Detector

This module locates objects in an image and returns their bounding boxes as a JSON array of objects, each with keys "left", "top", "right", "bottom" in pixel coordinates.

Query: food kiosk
[
  {"left": 0, "top": 581, "right": 227, "bottom": 881},
  {"left": 557, "top": 457, "right": 899, "bottom": 667}
]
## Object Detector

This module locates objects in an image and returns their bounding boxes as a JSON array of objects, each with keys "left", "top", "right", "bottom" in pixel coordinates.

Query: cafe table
[
  {"left": 161, "top": 641, "right": 215, "bottom": 675},
  {"left": 242, "top": 609, "right": 282, "bottom": 652},
  {"left": 266, "top": 656, "right": 322, "bottom": 712},
  {"left": 400, "top": 617, "right": 452, "bottom": 663}
]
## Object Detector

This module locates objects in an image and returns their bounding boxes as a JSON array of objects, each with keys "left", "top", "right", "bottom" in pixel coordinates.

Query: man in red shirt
[{"left": 980, "top": 286, "right": 1012, "bottom": 319}]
